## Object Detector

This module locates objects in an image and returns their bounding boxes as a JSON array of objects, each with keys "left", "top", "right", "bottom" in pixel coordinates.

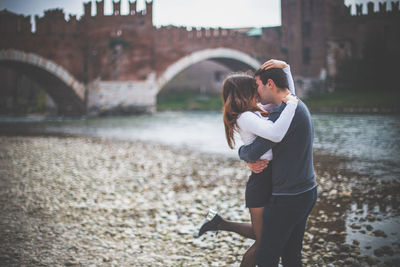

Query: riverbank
[
  {"left": 305, "top": 91, "right": 400, "bottom": 114},
  {"left": 156, "top": 91, "right": 400, "bottom": 114},
  {"left": 157, "top": 91, "right": 222, "bottom": 111},
  {"left": 0, "top": 136, "right": 399, "bottom": 266}
]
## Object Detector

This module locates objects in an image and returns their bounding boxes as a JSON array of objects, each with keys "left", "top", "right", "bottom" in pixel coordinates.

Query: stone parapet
[
  {"left": 0, "top": 49, "right": 86, "bottom": 100},
  {"left": 87, "top": 75, "right": 158, "bottom": 116}
]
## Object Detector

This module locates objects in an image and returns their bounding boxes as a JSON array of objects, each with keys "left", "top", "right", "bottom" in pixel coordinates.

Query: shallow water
[
  {"left": 1, "top": 111, "right": 400, "bottom": 262},
  {"left": 346, "top": 202, "right": 400, "bottom": 257},
  {"left": 1, "top": 111, "right": 399, "bottom": 180}
]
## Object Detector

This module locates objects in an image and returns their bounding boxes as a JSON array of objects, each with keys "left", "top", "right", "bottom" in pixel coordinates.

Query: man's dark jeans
[{"left": 256, "top": 187, "right": 317, "bottom": 267}]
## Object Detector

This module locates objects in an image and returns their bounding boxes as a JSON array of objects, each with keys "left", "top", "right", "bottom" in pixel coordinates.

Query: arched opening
[
  {"left": 156, "top": 48, "right": 261, "bottom": 110},
  {"left": 0, "top": 50, "right": 86, "bottom": 116}
]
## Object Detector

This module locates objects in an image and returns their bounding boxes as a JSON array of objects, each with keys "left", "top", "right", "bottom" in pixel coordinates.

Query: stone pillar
[
  {"left": 129, "top": 0, "right": 137, "bottom": 15},
  {"left": 281, "top": 0, "right": 302, "bottom": 76},
  {"left": 392, "top": 1, "right": 400, "bottom": 12},
  {"left": 367, "top": 2, "right": 374, "bottom": 15},
  {"left": 84, "top": 1, "right": 92, "bottom": 17},
  {"left": 356, "top": 4, "right": 363, "bottom": 16},
  {"left": 87, "top": 74, "right": 159, "bottom": 115},
  {"left": 113, "top": 1, "right": 121, "bottom": 16},
  {"left": 96, "top": 0, "right": 104, "bottom": 16},
  {"left": 379, "top": 2, "right": 387, "bottom": 13},
  {"left": 145, "top": 1, "right": 153, "bottom": 24}
]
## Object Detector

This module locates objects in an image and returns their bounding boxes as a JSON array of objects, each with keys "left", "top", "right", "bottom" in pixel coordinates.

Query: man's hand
[{"left": 246, "top": 160, "right": 269, "bottom": 173}]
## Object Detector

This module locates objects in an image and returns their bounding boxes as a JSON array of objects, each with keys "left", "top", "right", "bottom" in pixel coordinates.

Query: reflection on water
[
  {"left": 346, "top": 202, "right": 400, "bottom": 261},
  {"left": 313, "top": 113, "right": 400, "bottom": 180},
  {"left": 1, "top": 111, "right": 399, "bottom": 180},
  {"left": 314, "top": 114, "right": 400, "bottom": 161},
  {"left": 1, "top": 111, "right": 400, "bottom": 261}
]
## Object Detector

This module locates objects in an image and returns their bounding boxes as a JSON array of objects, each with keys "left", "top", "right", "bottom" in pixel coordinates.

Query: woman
[{"left": 193, "top": 60, "right": 297, "bottom": 267}]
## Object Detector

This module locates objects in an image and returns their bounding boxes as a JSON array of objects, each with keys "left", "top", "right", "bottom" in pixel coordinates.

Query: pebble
[
  {"left": 0, "top": 136, "right": 399, "bottom": 266},
  {"left": 372, "top": 229, "right": 387, "bottom": 238},
  {"left": 344, "top": 257, "right": 359, "bottom": 265},
  {"left": 365, "top": 224, "right": 373, "bottom": 231},
  {"left": 374, "top": 245, "right": 394, "bottom": 257},
  {"left": 364, "top": 255, "right": 379, "bottom": 265}
]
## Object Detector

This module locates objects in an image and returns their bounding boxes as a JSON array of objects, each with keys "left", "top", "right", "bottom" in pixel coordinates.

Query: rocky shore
[{"left": 0, "top": 136, "right": 399, "bottom": 266}]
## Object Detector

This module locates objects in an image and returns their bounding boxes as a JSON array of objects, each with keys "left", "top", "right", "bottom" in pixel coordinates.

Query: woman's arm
[
  {"left": 237, "top": 100, "right": 298, "bottom": 143},
  {"left": 283, "top": 65, "right": 295, "bottom": 95}
]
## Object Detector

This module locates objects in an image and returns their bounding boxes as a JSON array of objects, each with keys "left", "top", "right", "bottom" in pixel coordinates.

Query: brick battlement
[
  {"left": 155, "top": 25, "right": 253, "bottom": 46},
  {"left": 0, "top": 9, "right": 31, "bottom": 34},
  {"left": 0, "top": 0, "right": 276, "bottom": 81},
  {"left": 350, "top": 1, "right": 400, "bottom": 17},
  {"left": 2, "top": 0, "right": 399, "bottom": 115},
  {"left": 1, "top": 0, "right": 281, "bottom": 116},
  {"left": 84, "top": 0, "right": 152, "bottom": 18},
  {"left": 35, "top": 9, "right": 80, "bottom": 35},
  {"left": 281, "top": 0, "right": 400, "bottom": 78}
]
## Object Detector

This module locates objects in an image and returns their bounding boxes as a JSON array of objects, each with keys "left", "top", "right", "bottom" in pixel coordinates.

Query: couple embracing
[{"left": 194, "top": 59, "right": 318, "bottom": 267}]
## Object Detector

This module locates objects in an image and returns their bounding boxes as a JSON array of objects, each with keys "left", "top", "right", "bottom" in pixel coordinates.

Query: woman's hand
[
  {"left": 282, "top": 93, "right": 298, "bottom": 104},
  {"left": 261, "top": 59, "right": 288, "bottom": 70},
  {"left": 246, "top": 160, "right": 269, "bottom": 174}
]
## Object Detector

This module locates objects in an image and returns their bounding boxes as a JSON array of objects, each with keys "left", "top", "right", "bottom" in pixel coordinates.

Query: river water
[
  {"left": 1, "top": 111, "right": 399, "bottom": 180},
  {"left": 1, "top": 111, "right": 400, "bottom": 261}
]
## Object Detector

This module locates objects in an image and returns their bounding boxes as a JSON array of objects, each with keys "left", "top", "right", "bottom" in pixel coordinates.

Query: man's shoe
[{"left": 193, "top": 209, "right": 222, "bottom": 238}]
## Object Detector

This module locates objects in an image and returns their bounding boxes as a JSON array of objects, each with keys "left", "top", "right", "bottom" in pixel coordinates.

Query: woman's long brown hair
[{"left": 222, "top": 73, "right": 268, "bottom": 149}]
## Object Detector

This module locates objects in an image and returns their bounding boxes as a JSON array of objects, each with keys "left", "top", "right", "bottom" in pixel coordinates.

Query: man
[{"left": 238, "top": 61, "right": 317, "bottom": 267}]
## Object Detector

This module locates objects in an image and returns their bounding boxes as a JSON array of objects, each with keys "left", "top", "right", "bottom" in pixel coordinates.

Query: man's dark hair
[{"left": 254, "top": 68, "right": 289, "bottom": 90}]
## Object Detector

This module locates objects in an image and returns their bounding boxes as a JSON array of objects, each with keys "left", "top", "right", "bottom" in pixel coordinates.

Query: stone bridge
[
  {"left": 0, "top": 49, "right": 86, "bottom": 115},
  {"left": 87, "top": 47, "right": 262, "bottom": 114},
  {"left": 0, "top": 1, "right": 284, "bottom": 115}
]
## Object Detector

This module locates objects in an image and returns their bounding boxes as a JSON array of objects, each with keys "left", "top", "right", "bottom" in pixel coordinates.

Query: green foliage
[
  {"left": 305, "top": 90, "right": 400, "bottom": 111},
  {"left": 157, "top": 91, "right": 222, "bottom": 110},
  {"left": 157, "top": 89, "right": 399, "bottom": 113},
  {"left": 37, "top": 89, "right": 47, "bottom": 111}
]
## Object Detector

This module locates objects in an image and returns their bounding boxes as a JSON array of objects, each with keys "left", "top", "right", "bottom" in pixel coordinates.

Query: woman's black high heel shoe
[{"left": 193, "top": 209, "right": 222, "bottom": 238}]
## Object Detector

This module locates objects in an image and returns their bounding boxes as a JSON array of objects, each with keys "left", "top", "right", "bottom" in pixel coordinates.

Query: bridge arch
[
  {"left": 156, "top": 48, "right": 261, "bottom": 93},
  {"left": 0, "top": 49, "right": 86, "bottom": 115}
]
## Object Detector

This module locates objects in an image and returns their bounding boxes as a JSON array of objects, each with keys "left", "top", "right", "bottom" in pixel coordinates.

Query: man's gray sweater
[{"left": 238, "top": 100, "right": 317, "bottom": 195}]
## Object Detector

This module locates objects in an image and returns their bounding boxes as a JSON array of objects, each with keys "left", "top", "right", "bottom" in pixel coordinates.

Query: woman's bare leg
[{"left": 240, "top": 207, "right": 264, "bottom": 267}]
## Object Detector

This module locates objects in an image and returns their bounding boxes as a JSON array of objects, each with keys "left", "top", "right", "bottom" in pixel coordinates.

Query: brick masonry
[{"left": 1, "top": 0, "right": 399, "bottom": 115}]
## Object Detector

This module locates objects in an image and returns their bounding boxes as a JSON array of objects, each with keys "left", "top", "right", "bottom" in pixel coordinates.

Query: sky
[
  {"left": 0, "top": 0, "right": 281, "bottom": 31},
  {"left": 0, "top": 0, "right": 392, "bottom": 32}
]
